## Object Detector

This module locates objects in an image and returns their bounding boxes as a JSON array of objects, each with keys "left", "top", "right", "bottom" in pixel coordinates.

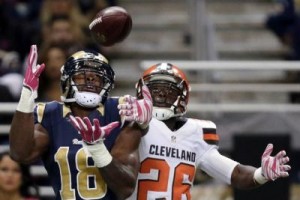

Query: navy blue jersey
[{"left": 34, "top": 98, "right": 123, "bottom": 200}]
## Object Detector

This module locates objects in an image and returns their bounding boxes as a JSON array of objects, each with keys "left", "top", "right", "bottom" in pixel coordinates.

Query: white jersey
[{"left": 128, "top": 118, "right": 238, "bottom": 200}]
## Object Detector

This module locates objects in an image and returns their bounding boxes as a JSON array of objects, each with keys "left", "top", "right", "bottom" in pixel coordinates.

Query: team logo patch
[{"left": 72, "top": 138, "right": 82, "bottom": 145}]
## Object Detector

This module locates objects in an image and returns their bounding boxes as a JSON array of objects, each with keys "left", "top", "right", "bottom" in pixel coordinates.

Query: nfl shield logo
[{"left": 171, "top": 136, "right": 176, "bottom": 143}]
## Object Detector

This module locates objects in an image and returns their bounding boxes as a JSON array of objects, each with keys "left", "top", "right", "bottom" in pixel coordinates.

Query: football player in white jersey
[{"left": 119, "top": 62, "right": 291, "bottom": 200}]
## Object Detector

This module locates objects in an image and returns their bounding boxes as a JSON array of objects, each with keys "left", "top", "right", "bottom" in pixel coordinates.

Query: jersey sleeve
[
  {"left": 195, "top": 119, "right": 219, "bottom": 146},
  {"left": 199, "top": 146, "right": 239, "bottom": 184},
  {"left": 34, "top": 102, "right": 48, "bottom": 125},
  {"left": 33, "top": 102, "right": 62, "bottom": 131},
  {"left": 194, "top": 118, "right": 235, "bottom": 182}
]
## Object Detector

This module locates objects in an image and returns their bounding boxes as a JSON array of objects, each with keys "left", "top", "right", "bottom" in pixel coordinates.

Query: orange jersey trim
[{"left": 203, "top": 134, "right": 219, "bottom": 141}]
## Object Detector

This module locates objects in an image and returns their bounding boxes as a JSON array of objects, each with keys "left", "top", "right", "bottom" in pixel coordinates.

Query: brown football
[{"left": 89, "top": 6, "right": 132, "bottom": 46}]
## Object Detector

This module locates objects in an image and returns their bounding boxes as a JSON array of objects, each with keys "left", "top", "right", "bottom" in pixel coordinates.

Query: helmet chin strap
[{"left": 74, "top": 91, "right": 102, "bottom": 108}]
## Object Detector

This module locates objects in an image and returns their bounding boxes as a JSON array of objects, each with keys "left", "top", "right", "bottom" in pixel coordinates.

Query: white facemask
[
  {"left": 153, "top": 107, "right": 175, "bottom": 120},
  {"left": 74, "top": 91, "right": 102, "bottom": 108}
]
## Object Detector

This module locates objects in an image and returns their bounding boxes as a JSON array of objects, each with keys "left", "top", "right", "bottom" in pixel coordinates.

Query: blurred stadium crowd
[
  {"left": 1, "top": 0, "right": 300, "bottom": 200},
  {"left": 0, "top": 0, "right": 118, "bottom": 103},
  {"left": 0, "top": 0, "right": 118, "bottom": 199}
]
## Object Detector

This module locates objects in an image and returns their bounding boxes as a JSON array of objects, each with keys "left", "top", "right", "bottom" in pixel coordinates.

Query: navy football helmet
[{"left": 60, "top": 50, "right": 115, "bottom": 107}]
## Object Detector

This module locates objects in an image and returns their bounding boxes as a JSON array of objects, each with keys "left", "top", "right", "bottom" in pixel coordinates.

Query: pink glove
[
  {"left": 23, "top": 45, "right": 45, "bottom": 98},
  {"left": 69, "top": 115, "right": 119, "bottom": 144},
  {"left": 118, "top": 85, "right": 153, "bottom": 128},
  {"left": 261, "top": 143, "right": 291, "bottom": 181}
]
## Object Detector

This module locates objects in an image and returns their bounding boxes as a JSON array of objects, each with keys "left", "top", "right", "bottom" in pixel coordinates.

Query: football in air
[{"left": 89, "top": 6, "right": 132, "bottom": 46}]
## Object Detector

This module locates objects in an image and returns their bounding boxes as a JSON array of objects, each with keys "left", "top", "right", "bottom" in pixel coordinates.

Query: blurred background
[{"left": 0, "top": 0, "right": 300, "bottom": 199}]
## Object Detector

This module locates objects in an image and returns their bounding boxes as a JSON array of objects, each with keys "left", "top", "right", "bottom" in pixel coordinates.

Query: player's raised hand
[
  {"left": 261, "top": 143, "right": 291, "bottom": 181},
  {"left": 69, "top": 115, "right": 119, "bottom": 168},
  {"left": 69, "top": 115, "right": 119, "bottom": 144},
  {"left": 118, "top": 84, "right": 153, "bottom": 129},
  {"left": 16, "top": 45, "right": 45, "bottom": 113},
  {"left": 23, "top": 45, "right": 45, "bottom": 99}
]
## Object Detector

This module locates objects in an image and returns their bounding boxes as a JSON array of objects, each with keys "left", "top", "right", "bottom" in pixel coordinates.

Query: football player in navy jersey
[
  {"left": 119, "top": 63, "right": 291, "bottom": 200},
  {"left": 9, "top": 45, "right": 152, "bottom": 200}
]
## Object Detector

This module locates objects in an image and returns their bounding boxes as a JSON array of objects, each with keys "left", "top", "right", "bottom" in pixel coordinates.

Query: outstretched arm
[
  {"left": 231, "top": 143, "right": 291, "bottom": 189},
  {"left": 9, "top": 45, "right": 49, "bottom": 163},
  {"left": 101, "top": 123, "right": 142, "bottom": 199}
]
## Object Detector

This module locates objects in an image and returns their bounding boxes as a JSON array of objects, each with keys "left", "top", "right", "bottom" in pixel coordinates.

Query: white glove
[
  {"left": 118, "top": 85, "right": 153, "bottom": 129},
  {"left": 254, "top": 143, "right": 291, "bottom": 184}
]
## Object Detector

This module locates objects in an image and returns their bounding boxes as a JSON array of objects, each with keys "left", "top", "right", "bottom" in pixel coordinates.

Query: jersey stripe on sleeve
[{"left": 203, "top": 127, "right": 219, "bottom": 145}]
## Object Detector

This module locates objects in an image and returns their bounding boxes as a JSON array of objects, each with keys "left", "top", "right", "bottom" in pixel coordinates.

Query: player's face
[
  {"left": 149, "top": 81, "right": 180, "bottom": 107},
  {"left": 0, "top": 155, "right": 22, "bottom": 193},
  {"left": 72, "top": 69, "right": 104, "bottom": 94}
]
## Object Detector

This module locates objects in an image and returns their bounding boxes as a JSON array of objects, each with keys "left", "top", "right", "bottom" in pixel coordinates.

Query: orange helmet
[{"left": 137, "top": 63, "right": 190, "bottom": 120}]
